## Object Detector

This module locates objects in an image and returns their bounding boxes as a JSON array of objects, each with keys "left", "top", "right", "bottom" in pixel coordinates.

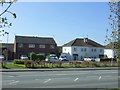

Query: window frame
[{"left": 29, "top": 44, "right": 35, "bottom": 48}]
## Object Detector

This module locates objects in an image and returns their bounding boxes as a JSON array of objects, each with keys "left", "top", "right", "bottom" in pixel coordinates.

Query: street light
[{"left": 5, "top": 32, "right": 9, "bottom": 61}]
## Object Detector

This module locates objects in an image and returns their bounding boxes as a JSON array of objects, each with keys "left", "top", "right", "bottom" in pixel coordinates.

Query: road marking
[
  {"left": 8, "top": 76, "right": 15, "bottom": 77},
  {"left": 99, "top": 76, "right": 101, "bottom": 80},
  {"left": 54, "top": 74, "right": 67, "bottom": 75},
  {"left": 53, "top": 78, "right": 70, "bottom": 80},
  {"left": 2, "top": 80, "right": 15, "bottom": 82},
  {"left": 35, "top": 79, "right": 40, "bottom": 80},
  {"left": 43, "top": 79, "right": 51, "bottom": 83},
  {"left": 74, "top": 78, "right": 79, "bottom": 82},
  {"left": 9, "top": 81, "right": 19, "bottom": 85}
]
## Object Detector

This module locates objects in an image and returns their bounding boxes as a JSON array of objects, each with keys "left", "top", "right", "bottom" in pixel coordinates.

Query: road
[{"left": 2, "top": 70, "right": 119, "bottom": 88}]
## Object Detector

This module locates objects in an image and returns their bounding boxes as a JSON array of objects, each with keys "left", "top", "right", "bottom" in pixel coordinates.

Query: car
[
  {"left": 45, "top": 55, "right": 59, "bottom": 61},
  {"left": 59, "top": 56, "right": 68, "bottom": 61},
  {"left": 0, "top": 55, "right": 4, "bottom": 60},
  {"left": 20, "top": 55, "right": 28, "bottom": 60},
  {"left": 84, "top": 58, "right": 95, "bottom": 61}
]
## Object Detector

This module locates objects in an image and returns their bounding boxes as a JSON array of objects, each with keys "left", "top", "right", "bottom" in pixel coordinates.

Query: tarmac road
[{"left": 2, "top": 70, "right": 119, "bottom": 88}]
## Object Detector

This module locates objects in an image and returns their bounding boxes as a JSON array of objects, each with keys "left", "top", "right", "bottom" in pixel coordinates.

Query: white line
[
  {"left": 53, "top": 78, "right": 70, "bottom": 80},
  {"left": 99, "top": 76, "right": 101, "bottom": 80},
  {"left": 9, "top": 81, "right": 19, "bottom": 85},
  {"left": 2, "top": 80, "right": 15, "bottom": 82},
  {"left": 74, "top": 78, "right": 79, "bottom": 82},
  {"left": 54, "top": 74, "right": 67, "bottom": 75},
  {"left": 35, "top": 79, "right": 40, "bottom": 80},
  {"left": 8, "top": 76, "right": 15, "bottom": 77},
  {"left": 43, "top": 79, "right": 51, "bottom": 83}
]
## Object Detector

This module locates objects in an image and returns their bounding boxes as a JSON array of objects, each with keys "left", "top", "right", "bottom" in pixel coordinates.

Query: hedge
[{"left": 13, "top": 59, "right": 25, "bottom": 64}]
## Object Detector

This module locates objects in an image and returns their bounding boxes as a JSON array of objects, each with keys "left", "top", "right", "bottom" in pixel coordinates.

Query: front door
[{"left": 73, "top": 54, "right": 78, "bottom": 61}]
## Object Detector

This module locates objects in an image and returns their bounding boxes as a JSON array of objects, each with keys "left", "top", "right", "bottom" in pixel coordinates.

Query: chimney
[{"left": 84, "top": 38, "right": 88, "bottom": 43}]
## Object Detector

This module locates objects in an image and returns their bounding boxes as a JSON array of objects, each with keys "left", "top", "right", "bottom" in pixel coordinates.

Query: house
[
  {"left": 0, "top": 43, "right": 14, "bottom": 60},
  {"left": 62, "top": 38, "right": 104, "bottom": 61},
  {"left": 14, "top": 36, "right": 57, "bottom": 59},
  {"left": 104, "top": 43, "right": 117, "bottom": 58}
]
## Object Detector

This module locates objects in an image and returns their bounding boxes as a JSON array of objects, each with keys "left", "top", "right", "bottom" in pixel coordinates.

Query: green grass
[{"left": 2, "top": 64, "right": 25, "bottom": 69}]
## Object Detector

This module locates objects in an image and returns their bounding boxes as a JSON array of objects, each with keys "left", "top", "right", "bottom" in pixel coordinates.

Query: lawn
[{"left": 1, "top": 64, "right": 25, "bottom": 69}]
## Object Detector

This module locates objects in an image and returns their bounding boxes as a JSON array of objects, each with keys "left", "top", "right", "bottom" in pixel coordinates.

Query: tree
[
  {"left": 0, "top": 0, "right": 17, "bottom": 36},
  {"left": 30, "top": 52, "right": 37, "bottom": 61},
  {"left": 106, "top": 1, "right": 120, "bottom": 61}
]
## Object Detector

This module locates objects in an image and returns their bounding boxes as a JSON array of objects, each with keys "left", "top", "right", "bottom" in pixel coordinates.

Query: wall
[{"left": 104, "top": 49, "right": 115, "bottom": 58}]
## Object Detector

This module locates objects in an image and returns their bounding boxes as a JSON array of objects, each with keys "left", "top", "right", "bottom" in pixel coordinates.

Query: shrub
[
  {"left": 24, "top": 60, "right": 34, "bottom": 68},
  {"left": 36, "top": 54, "right": 44, "bottom": 61},
  {"left": 13, "top": 59, "right": 25, "bottom": 64},
  {"left": 30, "top": 52, "right": 37, "bottom": 61}
]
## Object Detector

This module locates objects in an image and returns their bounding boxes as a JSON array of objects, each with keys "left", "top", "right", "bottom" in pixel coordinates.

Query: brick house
[
  {"left": 14, "top": 36, "right": 57, "bottom": 59},
  {"left": 0, "top": 43, "right": 14, "bottom": 60}
]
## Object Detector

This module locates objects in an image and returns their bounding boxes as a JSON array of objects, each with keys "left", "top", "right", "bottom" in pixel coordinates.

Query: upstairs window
[
  {"left": 50, "top": 45, "right": 55, "bottom": 49},
  {"left": 91, "top": 49, "right": 94, "bottom": 52},
  {"left": 81, "top": 48, "right": 83, "bottom": 52},
  {"left": 18, "top": 44, "right": 23, "bottom": 48},
  {"left": 94, "top": 49, "right": 96, "bottom": 52},
  {"left": 74, "top": 48, "right": 77, "bottom": 51},
  {"left": 29, "top": 44, "right": 35, "bottom": 48},
  {"left": 84, "top": 48, "right": 87, "bottom": 52},
  {"left": 64, "top": 48, "right": 66, "bottom": 51},
  {"left": 100, "top": 49, "right": 102, "bottom": 52},
  {"left": 39, "top": 45, "right": 45, "bottom": 49}
]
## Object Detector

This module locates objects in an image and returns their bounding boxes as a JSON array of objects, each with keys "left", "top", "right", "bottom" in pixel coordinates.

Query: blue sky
[{"left": 2, "top": 2, "right": 110, "bottom": 46}]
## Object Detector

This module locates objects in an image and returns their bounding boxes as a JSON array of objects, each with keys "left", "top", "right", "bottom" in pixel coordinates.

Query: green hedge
[
  {"left": 30, "top": 52, "right": 44, "bottom": 61},
  {"left": 13, "top": 59, "right": 25, "bottom": 64}
]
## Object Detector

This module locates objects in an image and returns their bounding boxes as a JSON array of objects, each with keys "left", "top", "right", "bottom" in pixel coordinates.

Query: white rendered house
[
  {"left": 104, "top": 49, "right": 117, "bottom": 58},
  {"left": 62, "top": 38, "right": 104, "bottom": 61}
]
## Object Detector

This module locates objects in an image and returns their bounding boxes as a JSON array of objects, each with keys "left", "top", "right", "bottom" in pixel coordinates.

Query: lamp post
[{"left": 5, "top": 32, "right": 9, "bottom": 61}]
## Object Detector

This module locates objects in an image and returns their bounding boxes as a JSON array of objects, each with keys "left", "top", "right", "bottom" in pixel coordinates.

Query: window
[
  {"left": 84, "top": 48, "right": 87, "bottom": 52},
  {"left": 18, "top": 44, "right": 23, "bottom": 48},
  {"left": 50, "top": 45, "right": 55, "bottom": 49},
  {"left": 100, "top": 49, "right": 102, "bottom": 52},
  {"left": 94, "top": 49, "right": 96, "bottom": 52},
  {"left": 64, "top": 48, "right": 66, "bottom": 51},
  {"left": 74, "top": 48, "right": 77, "bottom": 51},
  {"left": 81, "top": 48, "right": 83, "bottom": 52},
  {"left": 39, "top": 45, "right": 45, "bottom": 49},
  {"left": 91, "top": 49, "right": 94, "bottom": 52},
  {"left": 29, "top": 44, "right": 35, "bottom": 48}
]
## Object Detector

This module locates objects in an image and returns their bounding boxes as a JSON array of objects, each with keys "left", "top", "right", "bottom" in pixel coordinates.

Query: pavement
[
  {"left": 2, "top": 69, "right": 119, "bottom": 88},
  {"left": 0, "top": 67, "right": 119, "bottom": 72}
]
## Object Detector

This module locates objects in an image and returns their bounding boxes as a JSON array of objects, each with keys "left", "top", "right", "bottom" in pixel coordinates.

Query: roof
[
  {"left": 63, "top": 38, "right": 104, "bottom": 47},
  {"left": 15, "top": 36, "right": 57, "bottom": 45}
]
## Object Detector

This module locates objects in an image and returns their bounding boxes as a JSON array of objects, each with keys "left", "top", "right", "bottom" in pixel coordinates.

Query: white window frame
[
  {"left": 29, "top": 44, "right": 35, "bottom": 48},
  {"left": 18, "top": 43, "right": 23, "bottom": 48},
  {"left": 39, "top": 45, "right": 45, "bottom": 49}
]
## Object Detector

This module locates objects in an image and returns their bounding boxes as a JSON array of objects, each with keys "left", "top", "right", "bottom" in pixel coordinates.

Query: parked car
[
  {"left": 84, "top": 58, "right": 95, "bottom": 61},
  {"left": 45, "top": 54, "right": 59, "bottom": 61},
  {"left": 0, "top": 55, "right": 4, "bottom": 60},
  {"left": 59, "top": 56, "right": 68, "bottom": 61},
  {"left": 20, "top": 55, "right": 28, "bottom": 60}
]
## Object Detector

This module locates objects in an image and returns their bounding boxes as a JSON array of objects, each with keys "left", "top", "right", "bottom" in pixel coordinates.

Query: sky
[{"left": 1, "top": 2, "right": 111, "bottom": 46}]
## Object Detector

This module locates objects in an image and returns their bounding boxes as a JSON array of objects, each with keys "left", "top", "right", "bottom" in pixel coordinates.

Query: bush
[
  {"left": 36, "top": 54, "right": 44, "bottom": 61},
  {"left": 30, "top": 52, "right": 37, "bottom": 61},
  {"left": 24, "top": 60, "right": 34, "bottom": 68},
  {"left": 13, "top": 59, "right": 25, "bottom": 64},
  {"left": 30, "top": 52, "right": 45, "bottom": 61}
]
